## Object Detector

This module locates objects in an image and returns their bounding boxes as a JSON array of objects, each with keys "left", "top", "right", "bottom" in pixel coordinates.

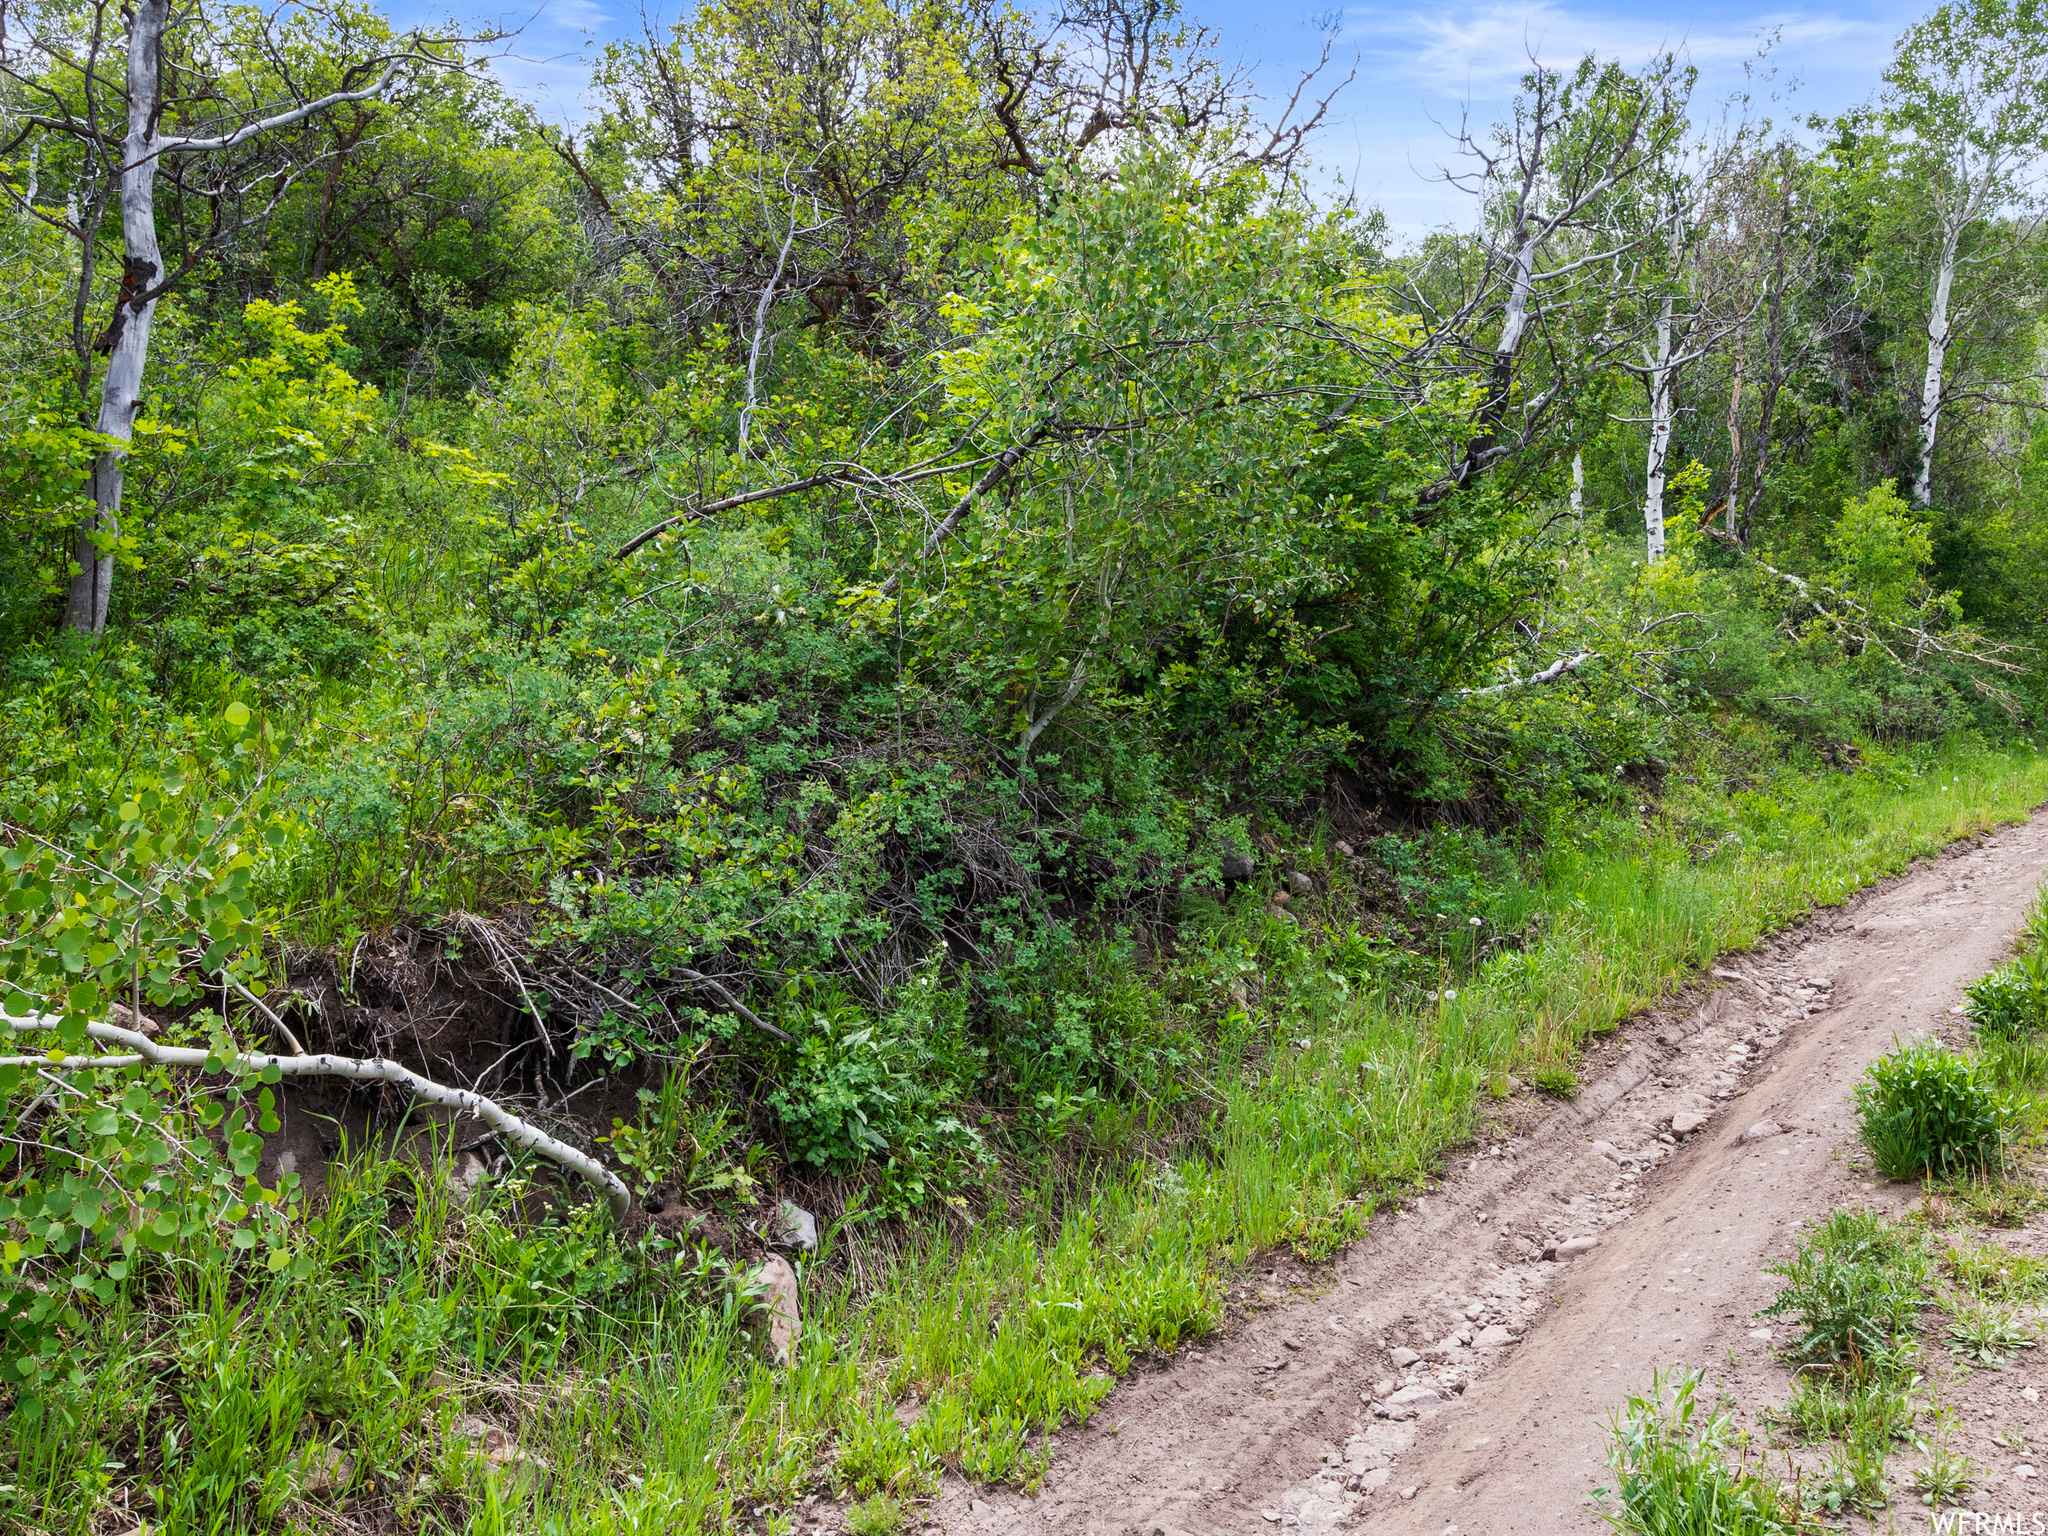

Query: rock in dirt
[
  {"left": 1289, "top": 871, "right": 1315, "bottom": 895},
  {"left": 1388, "top": 1346, "right": 1421, "bottom": 1368},
  {"left": 1221, "top": 848, "right": 1256, "bottom": 883},
  {"left": 1386, "top": 1385, "right": 1442, "bottom": 1410},
  {"left": 448, "top": 1148, "right": 491, "bottom": 1198},
  {"left": 754, "top": 1254, "right": 802, "bottom": 1363},
  {"left": 299, "top": 1442, "right": 353, "bottom": 1494},
  {"left": 972, "top": 1499, "right": 993, "bottom": 1514},
  {"left": 1738, "top": 1121, "right": 1783, "bottom": 1144},
  {"left": 1554, "top": 1236, "right": 1598, "bottom": 1259},
  {"left": 1472, "top": 1325, "right": 1516, "bottom": 1349},
  {"left": 1373, "top": 1377, "right": 1396, "bottom": 1399},
  {"left": 778, "top": 1199, "right": 819, "bottom": 1252},
  {"left": 1670, "top": 1109, "right": 1710, "bottom": 1134}
]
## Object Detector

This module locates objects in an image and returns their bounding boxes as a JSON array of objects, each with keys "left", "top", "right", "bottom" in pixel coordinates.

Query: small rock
[
  {"left": 1590, "top": 1140, "right": 1623, "bottom": 1163},
  {"left": 299, "top": 1442, "right": 353, "bottom": 1495},
  {"left": 1670, "top": 1109, "right": 1710, "bottom": 1135},
  {"left": 1262, "top": 1510, "right": 1283, "bottom": 1522},
  {"left": 753, "top": 1254, "right": 802, "bottom": 1363},
  {"left": 1738, "top": 1121, "right": 1783, "bottom": 1145},
  {"left": 778, "top": 1200, "right": 819, "bottom": 1252},
  {"left": 1555, "top": 1236, "right": 1598, "bottom": 1259},
  {"left": 1221, "top": 849, "right": 1256, "bottom": 883},
  {"left": 107, "top": 1002, "right": 161, "bottom": 1036},
  {"left": 2020, "top": 1465, "right": 2039, "bottom": 1480},
  {"left": 1399, "top": 1486, "right": 1418, "bottom": 1500},
  {"left": 2025, "top": 1387, "right": 2041, "bottom": 1404},
  {"left": 449, "top": 1148, "right": 491, "bottom": 1198},
  {"left": 1385, "top": 1385, "right": 1442, "bottom": 1410},
  {"left": 1272, "top": 890, "right": 1292, "bottom": 906},
  {"left": 1289, "top": 870, "right": 1314, "bottom": 895},
  {"left": 1334, "top": 840, "right": 1355, "bottom": 857},
  {"left": 1472, "top": 1325, "right": 1516, "bottom": 1349},
  {"left": 972, "top": 1499, "right": 993, "bottom": 1514},
  {"left": 1389, "top": 1347, "right": 1420, "bottom": 1368},
  {"left": 1374, "top": 1376, "right": 1396, "bottom": 1399}
]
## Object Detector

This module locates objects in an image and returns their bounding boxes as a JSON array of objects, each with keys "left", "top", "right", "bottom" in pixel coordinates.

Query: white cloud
[{"left": 1348, "top": 2, "right": 1894, "bottom": 88}]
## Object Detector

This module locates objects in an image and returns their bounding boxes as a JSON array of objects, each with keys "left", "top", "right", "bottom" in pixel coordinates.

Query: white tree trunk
[
  {"left": 1495, "top": 238, "right": 1537, "bottom": 378},
  {"left": 1570, "top": 450, "right": 1584, "bottom": 524},
  {"left": 1914, "top": 232, "right": 1957, "bottom": 507},
  {"left": 63, "top": 0, "right": 168, "bottom": 635},
  {"left": 1642, "top": 297, "right": 1676, "bottom": 562}
]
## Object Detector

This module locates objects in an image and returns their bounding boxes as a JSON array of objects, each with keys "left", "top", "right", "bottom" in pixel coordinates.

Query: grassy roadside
[{"left": 13, "top": 742, "right": 2048, "bottom": 1536}]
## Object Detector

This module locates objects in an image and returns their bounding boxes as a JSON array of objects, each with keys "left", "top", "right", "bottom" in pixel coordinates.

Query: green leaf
[{"left": 224, "top": 701, "right": 251, "bottom": 728}]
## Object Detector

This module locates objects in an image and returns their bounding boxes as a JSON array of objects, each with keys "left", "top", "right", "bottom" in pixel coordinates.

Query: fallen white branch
[
  {"left": 3, "top": 1014, "right": 630, "bottom": 1221},
  {"left": 1458, "top": 650, "right": 1601, "bottom": 697}
]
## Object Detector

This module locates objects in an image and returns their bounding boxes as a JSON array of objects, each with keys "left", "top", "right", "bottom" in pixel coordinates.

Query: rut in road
[{"left": 935, "top": 811, "right": 2048, "bottom": 1536}]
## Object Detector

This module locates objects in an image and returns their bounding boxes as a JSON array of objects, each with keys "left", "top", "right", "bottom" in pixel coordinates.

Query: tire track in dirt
[{"left": 936, "top": 810, "right": 2048, "bottom": 1536}]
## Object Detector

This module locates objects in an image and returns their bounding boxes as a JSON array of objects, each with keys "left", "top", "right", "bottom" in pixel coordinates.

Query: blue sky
[{"left": 402, "top": 0, "right": 1929, "bottom": 236}]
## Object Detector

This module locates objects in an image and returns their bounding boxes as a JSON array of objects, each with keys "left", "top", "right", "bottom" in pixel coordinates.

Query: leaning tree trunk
[
  {"left": 1642, "top": 296, "right": 1676, "bottom": 562},
  {"left": 1913, "top": 231, "right": 1957, "bottom": 508},
  {"left": 63, "top": 0, "right": 168, "bottom": 636}
]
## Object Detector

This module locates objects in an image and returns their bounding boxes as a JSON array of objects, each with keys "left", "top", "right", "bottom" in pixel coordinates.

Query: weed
[
  {"left": 1530, "top": 1064, "right": 1580, "bottom": 1099},
  {"left": 1758, "top": 1211, "right": 1927, "bottom": 1374},
  {"left": 1944, "top": 1299, "right": 2038, "bottom": 1367},
  {"left": 1597, "top": 1368, "right": 1805, "bottom": 1535},
  {"left": 1929, "top": 1171, "right": 2047, "bottom": 1228},
  {"left": 1781, "top": 1373, "right": 1911, "bottom": 1445},
  {"left": 845, "top": 1493, "right": 907, "bottom": 1536},
  {"left": 1852, "top": 1040, "right": 2010, "bottom": 1181},
  {"left": 1964, "top": 951, "right": 2048, "bottom": 1039},
  {"left": 1940, "top": 1240, "right": 2048, "bottom": 1300},
  {"left": 1909, "top": 1418, "right": 1976, "bottom": 1509}
]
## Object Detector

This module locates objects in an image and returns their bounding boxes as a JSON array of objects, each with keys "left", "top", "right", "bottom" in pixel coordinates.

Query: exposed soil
[{"left": 937, "top": 811, "right": 2048, "bottom": 1536}]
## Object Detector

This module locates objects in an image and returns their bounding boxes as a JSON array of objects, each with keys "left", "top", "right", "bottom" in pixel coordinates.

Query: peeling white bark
[
  {"left": 1915, "top": 232, "right": 1957, "bottom": 507},
  {"left": 63, "top": 0, "right": 167, "bottom": 635},
  {"left": 1642, "top": 296, "right": 1676, "bottom": 562},
  {"left": 1570, "top": 450, "right": 1585, "bottom": 524},
  {"left": 7, "top": 1013, "right": 632, "bottom": 1220}
]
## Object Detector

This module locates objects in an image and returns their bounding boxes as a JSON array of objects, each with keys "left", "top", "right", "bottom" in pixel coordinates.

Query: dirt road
[{"left": 937, "top": 812, "right": 2048, "bottom": 1536}]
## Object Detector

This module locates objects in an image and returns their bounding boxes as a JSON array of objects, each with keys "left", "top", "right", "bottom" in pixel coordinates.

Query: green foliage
[
  {"left": 1945, "top": 1296, "right": 2039, "bottom": 1366},
  {"left": 1758, "top": 1209, "right": 1928, "bottom": 1374},
  {"left": 1941, "top": 1237, "right": 2048, "bottom": 1299},
  {"left": 1597, "top": 1368, "right": 1804, "bottom": 1535},
  {"left": 1964, "top": 951, "right": 2048, "bottom": 1037},
  {"left": 1852, "top": 1039, "right": 2011, "bottom": 1180},
  {"left": 0, "top": 709, "right": 313, "bottom": 1395}
]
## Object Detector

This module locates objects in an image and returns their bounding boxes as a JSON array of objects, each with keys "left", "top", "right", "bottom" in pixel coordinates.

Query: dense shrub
[
  {"left": 1852, "top": 1039, "right": 2011, "bottom": 1180},
  {"left": 1965, "top": 952, "right": 2048, "bottom": 1038}
]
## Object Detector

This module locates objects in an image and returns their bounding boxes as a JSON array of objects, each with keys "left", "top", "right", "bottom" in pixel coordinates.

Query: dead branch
[{"left": 4, "top": 1013, "right": 631, "bottom": 1220}]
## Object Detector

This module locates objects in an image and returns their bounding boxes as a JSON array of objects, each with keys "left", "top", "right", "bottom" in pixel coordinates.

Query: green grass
[
  {"left": 14, "top": 740, "right": 2048, "bottom": 1533},
  {"left": 1599, "top": 1369, "right": 1805, "bottom": 1535}
]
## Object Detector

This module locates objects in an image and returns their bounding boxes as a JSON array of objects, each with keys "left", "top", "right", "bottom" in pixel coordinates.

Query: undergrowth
[{"left": 9, "top": 743, "right": 2048, "bottom": 1531}]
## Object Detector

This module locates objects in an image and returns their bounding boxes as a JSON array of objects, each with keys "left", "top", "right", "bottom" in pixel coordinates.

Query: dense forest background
[{"left": 5, "top": 0, "right": 2048, "bottom": 1529}]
